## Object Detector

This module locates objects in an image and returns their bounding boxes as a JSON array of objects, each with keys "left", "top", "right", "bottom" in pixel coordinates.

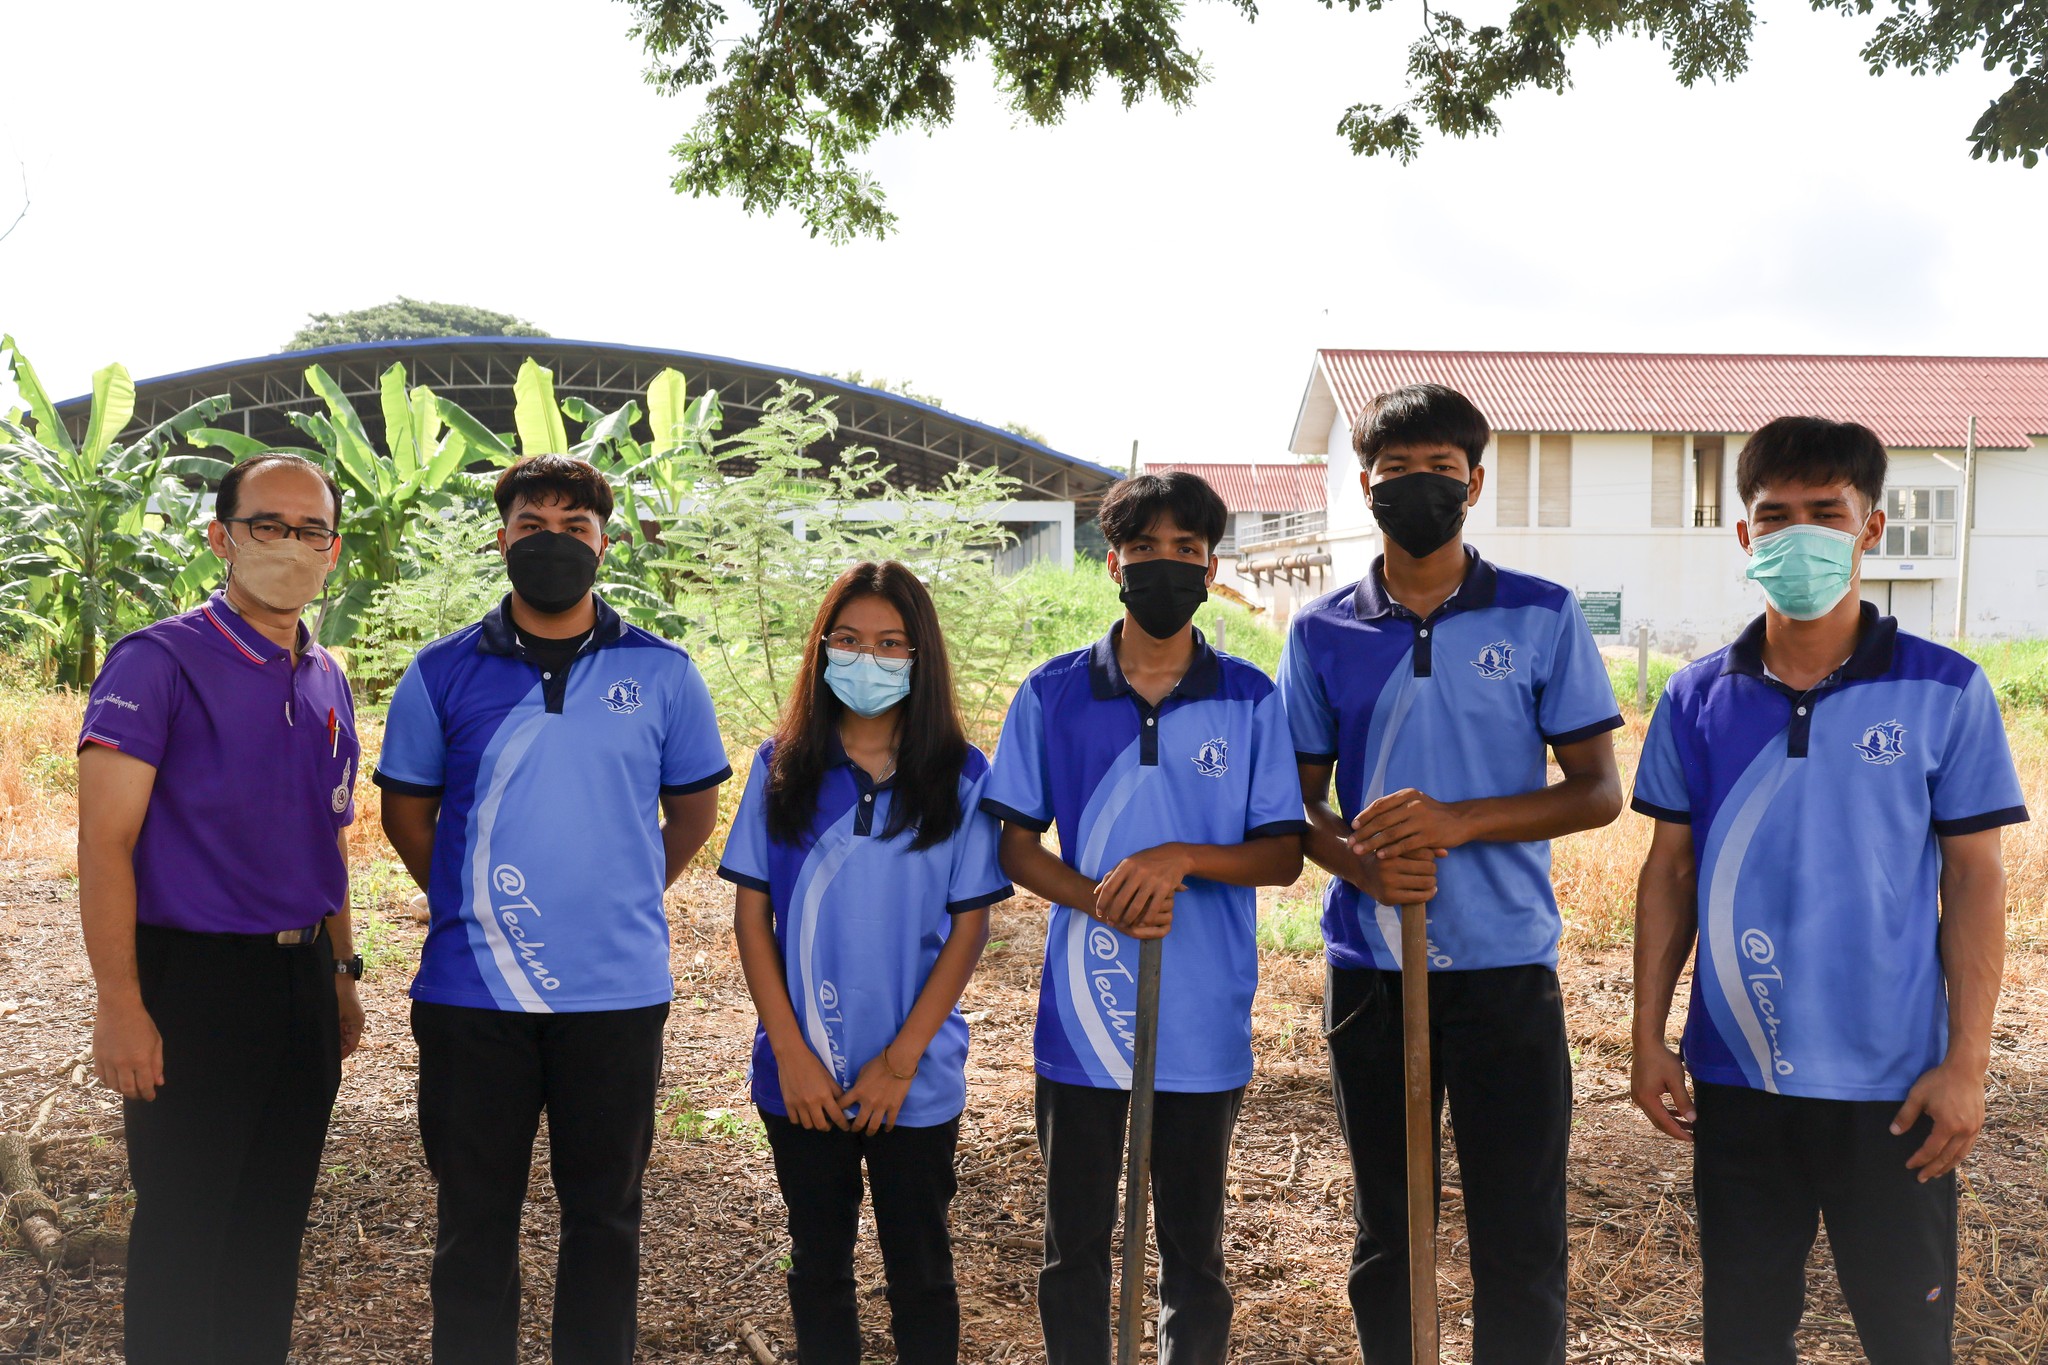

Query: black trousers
[
  {"left": 1325, "top": 963, "right": 1572, "bottom": 1365},
  {"left": 759, "top": 1108, "right": 962, "bottom": 1365},
  {"left": 411, "top": 1000, "right": 668, "bottom": 1365},
  {"left": 122, "top": 923, "right": 341, "bottom": 1365},
  {"left": 1694, "top": 1081, "right": 1958, "bottom": 1364},
  {"left": 1035, "top": 1077, "right": 1244, "bottom": 1365}
]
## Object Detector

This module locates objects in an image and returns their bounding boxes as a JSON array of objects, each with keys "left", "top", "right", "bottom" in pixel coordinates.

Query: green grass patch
[{"left": 1258, "top": 871, "right": 1329, "bottom": 955}]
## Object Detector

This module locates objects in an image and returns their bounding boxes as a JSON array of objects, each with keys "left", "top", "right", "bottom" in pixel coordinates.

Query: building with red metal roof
[{"left": 1287, "top": 350, "right": 2048, "bottom": 647}]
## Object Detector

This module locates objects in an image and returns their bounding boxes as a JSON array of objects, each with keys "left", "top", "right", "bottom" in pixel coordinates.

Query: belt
[{"left": 140, "top": 921, "right": 326, "bottom": 946}]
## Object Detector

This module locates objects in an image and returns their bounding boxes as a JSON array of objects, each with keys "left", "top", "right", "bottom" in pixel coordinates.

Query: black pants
[
  {"left": 122, "top": 923, "right": 341, "bottom": 1365},
  {"left": 1694, "top": 1081, "right": 1958, "bottom": 1364},
  {"left": 1035, "top": 1077, "right": 1244, "bottom": 1365},
  {"left": 411, "top": 1000, "right": 668, "bottom": 1365},
  {"left": 759, "top": 1108, "right": 961, "bottom": 1364},
  {"left": 1325, "top": 963, "right": 1571, "bottom": 1365}
]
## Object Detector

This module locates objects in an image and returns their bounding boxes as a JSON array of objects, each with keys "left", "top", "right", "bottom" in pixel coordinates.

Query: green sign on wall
[{"left": 1579, "top": 590, "right": 1622, "bottom": 637}]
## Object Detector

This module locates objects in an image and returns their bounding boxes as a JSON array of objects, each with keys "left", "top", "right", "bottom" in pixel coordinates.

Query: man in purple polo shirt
[{"left": 77, "top": 452, "right": 364, "bottom": 1365}]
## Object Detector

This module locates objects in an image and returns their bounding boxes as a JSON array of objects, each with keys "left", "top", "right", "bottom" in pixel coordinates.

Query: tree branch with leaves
[{"left": 623, "top": 0, "right": 2044, "bottom": 241}]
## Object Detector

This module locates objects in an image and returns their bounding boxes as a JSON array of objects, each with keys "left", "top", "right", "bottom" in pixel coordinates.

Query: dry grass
[{"left": 0, "top": 678, "right": 83, "bottom": 877}]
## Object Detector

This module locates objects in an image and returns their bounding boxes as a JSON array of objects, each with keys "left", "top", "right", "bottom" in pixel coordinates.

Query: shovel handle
[
  {"left": 1402, "top": 901, "right": 1439, "bottom": 1365},
  {"left": 1116, "top": 934, "right": 1165, "bottom": 1365}
]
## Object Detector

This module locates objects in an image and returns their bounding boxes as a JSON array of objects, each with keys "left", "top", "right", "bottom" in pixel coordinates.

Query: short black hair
[
  {"left": 216, "top": 452, "right": 343, "bottom": 525},
  {"left": 1352, "top": 384, "right": 1491, "bottom": 472},
  {"left": 1736, "top": 417, "right": 1887, "bottom": 516},
  {"left": 1097, "top": 472, "right": 1228, "bottom": 551},
  {"left": 493, "top": 454, "right": 615, "bottom": 523}
]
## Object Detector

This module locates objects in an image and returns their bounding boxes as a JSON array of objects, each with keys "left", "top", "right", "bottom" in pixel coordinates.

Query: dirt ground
[{"left": 4, "top": 869, "right": 2046, "bottom": 1363}]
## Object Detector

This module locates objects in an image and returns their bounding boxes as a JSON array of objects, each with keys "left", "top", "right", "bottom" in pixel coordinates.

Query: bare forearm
[
  {"left": 1178, "top": 834, "right": 1304, "bottom": 888},
  {"left": 892, "top": 911, "right": 990, "bottom": 1064},
  {"left": 78, "top": 841, "right": 143, "bottom": 1006},
  {"left": 1458, "top": 771, "right": 1624, "bottom": 845},
  {"left": 1631, "top": 863, "right": 1698, "bottom": 1047},
  {"left": 1304, "top": 799, "right": 1371, "bottom": 889},
  {"left": 999, "top": 827, "right": 1099, "bottom": 909},
  {"left": 381, "top": 805, "right": 438, "bottom": 891},
  {"left": 734, "top": 895, "right": 808, "bottom": 1059},
  {"left": 1938, "top": 861, "right": 2006, "bottom": 1073}
]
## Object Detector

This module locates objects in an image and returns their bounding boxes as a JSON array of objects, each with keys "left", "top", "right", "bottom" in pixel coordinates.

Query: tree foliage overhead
[
  {"left": 621, "top": 0, "right": 2046, "bottom": 241},
  {"left": 285, "top": 297, "right": 549, "bottom": 351}
]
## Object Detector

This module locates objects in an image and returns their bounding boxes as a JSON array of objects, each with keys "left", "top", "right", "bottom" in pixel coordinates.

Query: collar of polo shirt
[
  {"left": 1086, "top": 620, "right": 1223, "bottom": 703},
  {"left": 475, "top": 592, "right": 628, "bottom": 657},
  {"left": 201, "top": 592, "right": 325, "bottom": 670},
  {"left": 1352, "top": 545, "right": 1498, "bottom": 621},
  {"left": 1722, "top": 601, "right": 1896, "bottom": 681}
]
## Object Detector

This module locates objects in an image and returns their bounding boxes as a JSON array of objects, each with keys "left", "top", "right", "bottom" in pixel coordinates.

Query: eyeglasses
[
  {"left": 822, "top": 633, "right": 916, "bottom": 674},
  {"left": 223, "top": 518, "right": 340, "bottom": 552}
]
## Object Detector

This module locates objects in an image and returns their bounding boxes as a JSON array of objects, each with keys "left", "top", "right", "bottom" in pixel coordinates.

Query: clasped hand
[{"left": 1090, "top": 844, "right": 1188, "bottom": 940}]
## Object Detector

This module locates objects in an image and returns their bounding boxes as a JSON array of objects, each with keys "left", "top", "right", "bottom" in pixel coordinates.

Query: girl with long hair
[{"left": 718, "top": 561, "right": 1010, "bottom": 1365}]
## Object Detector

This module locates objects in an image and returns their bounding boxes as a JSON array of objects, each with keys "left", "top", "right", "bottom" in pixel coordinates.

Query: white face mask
[{"left": 227, "top": 533, "right": 333, "bottom": 613}]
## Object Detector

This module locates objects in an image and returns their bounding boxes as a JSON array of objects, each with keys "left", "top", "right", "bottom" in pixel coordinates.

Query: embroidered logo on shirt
[
  {"left": 1472, "top": 640, "right": 1516, "bottom": 680},
  {"left": 1192, "top": 737, "right": 1229, "bottom": 778},
  {"left": 604, "top": 678, "right": 643, "bottom": 714},
  {"left": 102, "top": 693, "right": 141, "bottom": 712},
  {"left": 331, "top": 759, "right": 353, "bottom": 814},
  {"left": 1853, "top": 719, "right": 1907, "bottom": 766}
]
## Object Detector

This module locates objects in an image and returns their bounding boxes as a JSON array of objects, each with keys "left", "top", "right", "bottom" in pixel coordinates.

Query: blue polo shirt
[
  {"left": 982, "top": 626, "right": 1309, "bottom": 1094},
  {"left": 373, "top": 595, "right": 730, "bottom": 1013},
  {"left": 1632, "top": 606, "right": 2028, "bottom": 1102},
  {"left": 1278, "top": 549, "right": 1623, "bottom": 973},
  {"left": 717, "top": 738, "right": 1011, "bottom": 1128},
  {"left": 77, "top": 593, "right": 360, "bottom": 935}
]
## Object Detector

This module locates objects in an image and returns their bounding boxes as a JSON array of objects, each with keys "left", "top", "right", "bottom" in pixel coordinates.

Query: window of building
[
  {"left": 1880, "top": 487, "right": 1957, "bottom": 557},
  {"left": 1538, "top": 434, "right": 1572, "bottom": 527},
  {"left": 1692, "top": 436, "right": 1725, "bottom": 527},
  {"left": 1494, "top": 434, "right": 1530, "bottom": 526}
]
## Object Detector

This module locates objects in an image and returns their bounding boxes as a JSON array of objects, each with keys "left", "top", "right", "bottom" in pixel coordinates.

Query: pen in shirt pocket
[{"left": 328, "top": 707, "right": 339, "bottom": 758}]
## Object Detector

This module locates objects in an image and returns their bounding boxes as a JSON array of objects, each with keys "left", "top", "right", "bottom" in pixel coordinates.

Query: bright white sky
[{"left": 2, "top": 0, "right": 2041, "bottom": 471}]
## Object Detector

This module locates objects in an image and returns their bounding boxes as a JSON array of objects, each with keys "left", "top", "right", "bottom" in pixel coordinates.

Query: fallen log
[{"left": 0, "top": 1131, "right": 128, "bottom": 1270}]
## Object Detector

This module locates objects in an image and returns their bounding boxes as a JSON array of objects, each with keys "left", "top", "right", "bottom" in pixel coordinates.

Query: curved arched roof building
[{"left": 57, "top": 335, "right": 1119, "bottom": 508}]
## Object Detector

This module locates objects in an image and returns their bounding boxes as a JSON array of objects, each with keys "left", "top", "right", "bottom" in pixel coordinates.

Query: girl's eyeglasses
[{"left": 822, "top": 634, "right": 916, "bottom": 674}]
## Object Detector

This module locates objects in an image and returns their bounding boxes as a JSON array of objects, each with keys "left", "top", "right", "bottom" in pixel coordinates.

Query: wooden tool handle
[
  {"left": 1401, "top": 902, "right": 1439, "bottom": 1365},
  {"left": 1116, "top": 934, "right": 1165, "bottom": 1365}
]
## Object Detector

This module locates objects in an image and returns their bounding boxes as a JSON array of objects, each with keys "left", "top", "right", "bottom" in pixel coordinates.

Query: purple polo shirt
[{"left": 77, "top": 592, "right": 360, "bottom": 934}]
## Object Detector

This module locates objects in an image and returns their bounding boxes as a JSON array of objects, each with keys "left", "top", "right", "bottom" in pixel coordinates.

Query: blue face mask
[
  {"left": 1744, "top": 520, "right": 1866, "bottom": 620},
  {"left": 823, "top": 653, "right": 912, "bottom": 717}
]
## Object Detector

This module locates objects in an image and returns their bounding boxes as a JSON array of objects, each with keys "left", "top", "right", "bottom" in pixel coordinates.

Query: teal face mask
[
  {"left": 824, "top": 653, "right": 912, "bottom": 717},
  {"left": 1744, "top": 521, "right": 1866, "bottom": 620}
]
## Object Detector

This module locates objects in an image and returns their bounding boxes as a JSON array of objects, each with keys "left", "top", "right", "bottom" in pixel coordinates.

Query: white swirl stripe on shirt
[
  {"left": 1702, "top": 740, "right": 1798, "bottom": 1094},
  {"left": 465, "top": 708, "right": 554, "bottom": 1013}
]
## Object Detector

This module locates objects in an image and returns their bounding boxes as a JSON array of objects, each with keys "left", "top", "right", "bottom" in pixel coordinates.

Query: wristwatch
[{"left": 335, "top": 954, "right": 365, "bottom": 981}]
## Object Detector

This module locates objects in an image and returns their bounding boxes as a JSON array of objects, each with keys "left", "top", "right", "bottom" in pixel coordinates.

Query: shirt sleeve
[
  {"left": 1539, "top": 594, "right": 1626, "bottom": 747},
  {"left": 979, "top": 681, "right": 1054, "bottom": 832},
  {"left": 661, "top": 656, "right": 733, "bottom": 795},
  {"left": 78, "top": 637, "right": 181, "bottom": 767},
  {"left": 1630, "top": 692, "right": 1692, "bottom": 824},
  {"left": 372, "top": 660, "right": 448, "bottom": 796},
  {"left": 1930, "top": 669, "right": 2030, "bottom": 836},
  {"left": 716, "top": 749, "right": 773, "bottom": 892},
  {"left": 947, "top": 761, "right": 1014, "bottom": 913},
  {"left": 1245, "top": 689, "right": 1313, "bottom": 839},
  {"left": 1276, "top": 620, "right": 1338, "bottom": 765}
]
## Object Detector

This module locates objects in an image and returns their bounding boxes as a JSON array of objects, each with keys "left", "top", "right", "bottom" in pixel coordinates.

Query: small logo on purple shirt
[
  {"left": 102, "top": 693, "right": 141, "bottom": 712},
  {"left": 331, "top": 759, "right": 353, "bottom": 813},
  {"left": 604, "top": 678, "right": 642, "bottom": 714}
]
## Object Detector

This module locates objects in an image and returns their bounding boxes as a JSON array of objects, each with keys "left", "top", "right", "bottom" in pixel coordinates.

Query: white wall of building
[{"left": 1310, "top": 415, "right": 2048, "bottom": 654}]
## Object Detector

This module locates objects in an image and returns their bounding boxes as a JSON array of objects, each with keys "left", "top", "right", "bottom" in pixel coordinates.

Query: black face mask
[
  {"left": 1368, "top": 472, "right": 1472, "bottom": 559},
  {"left": 1117, "top": 557, "right": 1210, "bottom": 641},
  {"left": 505, "top": 531, "right": 599, "bottom": 615}
]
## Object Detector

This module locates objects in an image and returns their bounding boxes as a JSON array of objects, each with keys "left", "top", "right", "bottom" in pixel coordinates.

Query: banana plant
[
  {"left": 0, "top": 336, "right": 229, "bottom": 683},
  {"left": 192, "top": 361, "right": 493, "bottom": 644}
]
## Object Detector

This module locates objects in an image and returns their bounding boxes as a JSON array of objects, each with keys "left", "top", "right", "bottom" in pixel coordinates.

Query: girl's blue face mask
[
  {"left": 1743, "top": 516, "right": 1871, "bottom": 621},
  {"left": 824, "top": 653, "right": 912, "bottom": 717}
]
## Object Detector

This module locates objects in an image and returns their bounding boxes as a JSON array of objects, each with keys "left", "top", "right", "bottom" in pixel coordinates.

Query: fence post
[{"left": 1636, "top": 625, "right": 1650, "bottom": 713}]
